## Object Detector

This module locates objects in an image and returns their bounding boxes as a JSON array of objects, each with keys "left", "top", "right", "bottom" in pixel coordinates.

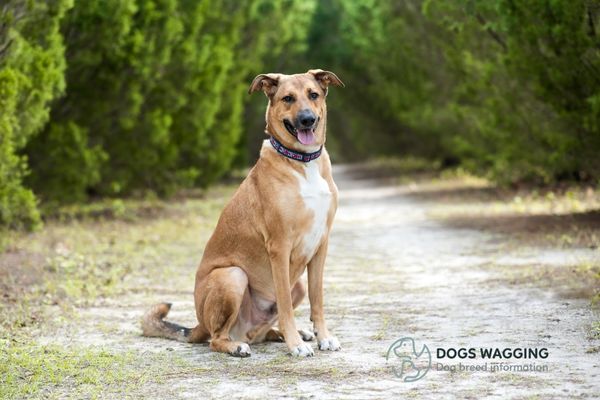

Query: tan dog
[{"left": 142, "top": 69, "right": 344, "bottom": 357}]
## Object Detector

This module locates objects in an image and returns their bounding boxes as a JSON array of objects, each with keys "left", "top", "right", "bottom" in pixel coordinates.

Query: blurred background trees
[
  {"left": 0, "top": 0, "right": 70, "bottom": 229},
  {"left": 301, "top": 0, "right": 600, "bottom": 183},
  {"left": 1, "top": 0, "right": 599, "bottom": 230}
]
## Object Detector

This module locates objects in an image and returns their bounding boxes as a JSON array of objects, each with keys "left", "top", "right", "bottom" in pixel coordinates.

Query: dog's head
[{"left": 249, "top": 69, "right": 344, "bottom": 151}]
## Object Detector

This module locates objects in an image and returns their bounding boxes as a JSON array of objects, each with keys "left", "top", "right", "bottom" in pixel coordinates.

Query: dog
[{"left": 142, "top": 69, "right": 344, "bottom": 357}]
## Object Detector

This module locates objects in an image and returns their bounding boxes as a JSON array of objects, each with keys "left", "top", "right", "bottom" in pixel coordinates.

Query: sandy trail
[{"left": 39, "top": 164, "right": 599, "bottom": 399}]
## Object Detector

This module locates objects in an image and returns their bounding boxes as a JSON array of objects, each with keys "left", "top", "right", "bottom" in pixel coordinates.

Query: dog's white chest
[{"left": 294, "top": 162, "right": 332, "bottom": 259}]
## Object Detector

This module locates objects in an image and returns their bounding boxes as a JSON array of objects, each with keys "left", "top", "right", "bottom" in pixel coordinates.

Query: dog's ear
[
  {"left": 248, "top": 73, "right": 281, "bottom": 97},
  {"left": 307, "top": 69, "right": 345, "bottom": 95}
]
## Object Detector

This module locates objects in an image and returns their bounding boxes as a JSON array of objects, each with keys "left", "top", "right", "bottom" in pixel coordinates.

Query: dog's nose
[{"left": 297, "top": 110, "right": 316, "bottom": 127}]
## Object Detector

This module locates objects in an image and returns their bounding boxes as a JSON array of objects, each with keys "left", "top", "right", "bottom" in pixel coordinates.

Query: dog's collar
[{"left": 269, "top": 136, "right": 322, "bottom": 163}]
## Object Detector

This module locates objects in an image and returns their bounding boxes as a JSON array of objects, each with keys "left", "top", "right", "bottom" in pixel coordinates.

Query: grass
[
  {"left": 429, "top": 186, "right": 600, "bottom": 220},
  {"left": 0, "top": 341, "right": 141, "bottom": 399},
  {"left": 0, "top": 337, "right": 212, "bottom": 399},
  {"left": 366, "top": 156, "right": 442, "bottom": 174},
  {"left": 46, "top": 253, "right": 131, "bottom": 300},
  {"left": 0, "top": 248, "right": 132, "bottom": 336}
]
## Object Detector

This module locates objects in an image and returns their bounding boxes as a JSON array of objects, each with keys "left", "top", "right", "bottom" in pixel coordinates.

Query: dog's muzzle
[{"left": 284, "top": 110, "right": 319, "bottom": 145}]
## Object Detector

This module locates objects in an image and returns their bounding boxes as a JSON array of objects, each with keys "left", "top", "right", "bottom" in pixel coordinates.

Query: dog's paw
[
  {"left": 231, "top": 343, "right": 251, "bottom": 357},
  {"left": 290, "top": 342, "right": 314, "bottom": 357},
  {"left": 298, "top": 329, "right": 315, "bottom": 342},
  {"left": 318, "top": 336, "right": 341, "bottom": 351}
]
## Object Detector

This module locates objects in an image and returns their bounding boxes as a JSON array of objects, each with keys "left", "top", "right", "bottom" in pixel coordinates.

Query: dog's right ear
[{"left": 248, "top": 73, "right": 281, "bottom": 97}]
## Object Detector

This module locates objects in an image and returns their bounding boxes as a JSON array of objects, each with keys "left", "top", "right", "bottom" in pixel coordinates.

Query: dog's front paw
[
  {"left": 290, "top": 342, "right": 314, "bottom": 357},
  {"left": 318, "top": 336, "right": 341, "bottom": 351}
]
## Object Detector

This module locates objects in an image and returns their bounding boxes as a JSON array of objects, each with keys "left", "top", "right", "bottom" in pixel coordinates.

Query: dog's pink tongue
[{"left": 298, "top": 129, "right": 315, "bottom": 145}]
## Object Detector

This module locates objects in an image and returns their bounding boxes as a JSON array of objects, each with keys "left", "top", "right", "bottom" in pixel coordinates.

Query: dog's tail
[{"left": 141, "top": 303, "right": 193, "bottom": 342}]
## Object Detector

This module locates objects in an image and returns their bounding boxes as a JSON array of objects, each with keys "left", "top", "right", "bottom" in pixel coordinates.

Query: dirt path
[{"left": 34, "top": 165, "right": 600, "bottom": 399}]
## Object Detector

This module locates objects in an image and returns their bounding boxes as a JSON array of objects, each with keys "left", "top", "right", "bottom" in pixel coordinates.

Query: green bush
[
  {"left": 0, "top": 0, "right": 71, "bottom": 229},
  {"left": 2, "top": 0, "right": 317, "bottom": 229},
  {"left": 26, "top": 0, "right": 317, "bottom": 202}
]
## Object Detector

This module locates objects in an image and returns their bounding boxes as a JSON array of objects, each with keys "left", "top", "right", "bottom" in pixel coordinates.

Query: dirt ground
[{"left": 1, "top": 164, "right": 599, "bottom": 399}]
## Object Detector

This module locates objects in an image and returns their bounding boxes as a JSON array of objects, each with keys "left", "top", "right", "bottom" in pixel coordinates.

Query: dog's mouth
[{"left": 283, "top": 119, "right": 317, "bottom": 145}]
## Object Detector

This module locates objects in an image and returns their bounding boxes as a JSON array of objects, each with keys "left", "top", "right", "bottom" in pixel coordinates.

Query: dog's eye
[
  {"left": 309, "top": 92, "right": 319, "bottom": 100},
  {"left": 282, "top": 95, "right": 294, "bottom": 103}
]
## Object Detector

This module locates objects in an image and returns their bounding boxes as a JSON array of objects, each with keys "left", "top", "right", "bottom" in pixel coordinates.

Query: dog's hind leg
[{"left": 200, "top": 267, "right": 251, "bottom": 357}]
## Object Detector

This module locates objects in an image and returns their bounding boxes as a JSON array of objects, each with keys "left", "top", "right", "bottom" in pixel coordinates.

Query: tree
[
  {"left": 25, "top": 0, "right": 318, "bottom": 202},
  {"left": 0, "top": 0, "right": 71, "bottom": 229}
]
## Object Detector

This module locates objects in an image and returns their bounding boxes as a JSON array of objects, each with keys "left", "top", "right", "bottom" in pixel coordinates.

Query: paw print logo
[{"left": 386, "top": 337, "right": 431, "bottom": 382}]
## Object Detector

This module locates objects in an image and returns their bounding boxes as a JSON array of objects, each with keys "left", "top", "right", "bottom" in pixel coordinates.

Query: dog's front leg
[
  {"left": 269, "top": 244, "right": 314, "bottom": 357},
  {"left": 307, "top": 239, "right": 341, "bottom": 351}
]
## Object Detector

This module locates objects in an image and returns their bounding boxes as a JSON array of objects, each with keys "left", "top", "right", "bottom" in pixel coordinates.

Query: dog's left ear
[
  {"left": 248, "top": 73, "right": 281, "bottom": 97},
  {"left": 308, "top": 69, "right": 345, "bottom": 95}
]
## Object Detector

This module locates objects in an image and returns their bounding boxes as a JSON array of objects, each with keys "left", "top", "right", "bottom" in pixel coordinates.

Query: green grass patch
[{"left": 0, "top": 341, "right": 145, "bottom": 399}]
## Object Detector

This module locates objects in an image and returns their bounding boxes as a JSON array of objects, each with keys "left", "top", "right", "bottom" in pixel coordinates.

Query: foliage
[
  {"left": 25, "top": 0, "right": 314, "bottom": 202},
  {"left": 305, "top": 0, "right": 600, "bottom": 183},
  {"left": 1, "top": 0, "right": 599, "bottom": 230},
  {"left": 0, "top": 0, "right": 71, "bottom": 229}
]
